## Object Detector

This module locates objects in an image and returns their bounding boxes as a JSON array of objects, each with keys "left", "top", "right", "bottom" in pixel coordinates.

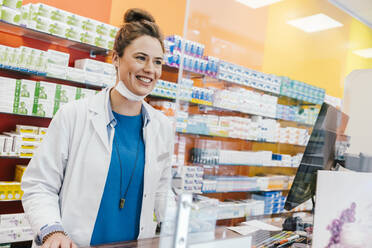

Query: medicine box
[
  {"left": 0, "top": 182, "right": 23, "bottom": 200},
  {"left": 0, "top": 213, "right": 30, "bottom": 229},
  {"left": 47, "top": 49, "right": 70, "bottom": 67},
  {"left": 14, "top": 165, "right": 26, "bottom": 182}
]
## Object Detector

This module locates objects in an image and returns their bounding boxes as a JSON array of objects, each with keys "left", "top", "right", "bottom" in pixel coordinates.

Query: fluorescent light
[
  {"left": 235, "top": 0, "right": 283, "bottom": 9},
  {"left": 353, "top": 48, "right": 372, "bottom": 58},
  {"left": 287, "top": 13, "right": 343, "bottom": 33}
]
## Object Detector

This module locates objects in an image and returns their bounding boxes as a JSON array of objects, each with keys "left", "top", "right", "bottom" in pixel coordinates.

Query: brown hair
[{"left": 113, "top": 8, "right": 164, "bottom": 57}]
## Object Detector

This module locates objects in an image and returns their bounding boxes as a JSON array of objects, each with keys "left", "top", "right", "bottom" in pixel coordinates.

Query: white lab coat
[{"left": 21, "top": 87, "right": 175, "bottom": 247}]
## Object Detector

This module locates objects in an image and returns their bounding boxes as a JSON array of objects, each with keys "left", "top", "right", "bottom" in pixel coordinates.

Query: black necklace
[{"left": 113, "top": 132, "right": 141, "bottom": 209}]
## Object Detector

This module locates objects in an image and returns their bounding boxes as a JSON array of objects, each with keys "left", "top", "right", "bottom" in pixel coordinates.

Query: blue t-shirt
[{"left": 90, "top": 111, "right": 145, "bottom": 245}]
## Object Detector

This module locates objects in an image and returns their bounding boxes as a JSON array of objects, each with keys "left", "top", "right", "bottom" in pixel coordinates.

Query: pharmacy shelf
[
  {"left": 0, "top": 111, "right": 52, "bottom": 120},
  {"left": 0, "top": 20, "right": 109, "bottom": 56},
  {"left": 210, "top": 209, "right": 312, "bottom": 221},
  {"left": 162, "top": 63, "right": 324, "bottom": 105},
  {"left": 196, "top": 163, "right": 298, "bottom": 169},
  {"left": 202, "top": 188, "right": 290, "bottom": 194},
  {"left": 0, "top": 66, "right": 105, "bottom": 89},
  {"left": 147, "top": 94, "right": 314, "bottom": 127},
  {"left": 245, "top": 210, "right": 312, "bottom": 220},
  {"left": 0, "top": 156, "right": 31, "bottom": 159},
  {"left": 178, "top": 131, "right": 307, "bottom": 148},
  {"left": 163, "top": 64, "right": 205, "bottom": 79},
  {"left": 0, "top": 200, "right": 23, "bottom": 214}
]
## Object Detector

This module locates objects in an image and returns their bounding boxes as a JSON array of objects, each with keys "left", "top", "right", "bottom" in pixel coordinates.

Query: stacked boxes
[
  {"left": 0, "top": 124, "right": 46, "bottom": 157},
  {"left": 151, "top": 79, "right": 177, "bottom": 99},
  {"left": 0, "top": 44, "right": 113, "bottom": 87},
  {"left": 190, "top": 148, "right": 303, "bottom": 168},
  {"left": 0, "top": 214, "right": 33, "bottom": 243},
  {"left": 0, "top": 0, "right": 22, "bottom": 25},
  {"left": 276, "top": 104, "right": 298, "bottom": 122},
  {"left": 219, "top": 150, "right": 273, "bottom": 166},
  {"left": 201, "top": 175, "right": 293, "bottom": 193},
  {"left": 33, "top": 81, "right": 57, "bottom": 117},
  {"left": 276, "top": 127, "right": 310, "bottom": 146},
  {"left": 217, "top": 201, "right": 247, "bottom": 220},
  {"left": 0, "top": 182, "right": 23, "bottom": 200},
  {"left": 0, "top": 76, "right": 97, "bottom": 118},
  {"left": 252, "top": 191, "right": 285, "bottom": 215},
  {"left": 191, "top": 87, "right": 213, "bottom": 106},
  {"left": 243, "top": 199, "right": 265, "bottom": 217},
  {"left": 74, "top": 58, "right": 116, "bottom": 87},
  {"left": 0, "top": 77, "right": 33, "bottom": 116},
  {"left": 151, "top": 78, "right": 195, "bottom": 101},
  {"left": 164, "top": 35, "right": 208, "bottom": 74},
  {"left": 213, "top": 88, "right": 277, "bottom": 118},
  {"left": 296, "top": 106, "right": 319, "bottom": 125},
  {"left": 172, "top": 166, "right": 204, "bottom": 194},
  {"left": 179, "top": 78, "right": 193, "bottom": 101},
  {"left": 21, "top": 3, "right": 118, "bottom": 49},
  {"left": 208, "top": 176, "right": 260, "bottom": 193},
  {"left": 280, "top": 77, "right": 325, "bottom": 104},
  {"left": 218, "top": 60, "right": 281, "bottom": 94},
  {"left": 276, "top": 104, "right": 319, "bottom": 125}
]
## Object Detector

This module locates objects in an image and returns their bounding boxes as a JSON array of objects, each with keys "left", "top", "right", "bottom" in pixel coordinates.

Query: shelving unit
[
  {"left": 0, "top": 66, "right": 104, "bottom": 89},
  {"left": 0, "top": 20, "right": 108, "bottom": 56},
  {"left": 148, "top": 94, "right": 315, "bottom": 127},
  {"left": 0, "top": 12, "right": 321, "bottom": 232},
  {"left": 0, "top": 18, "right": 108, "bottom": 218}
]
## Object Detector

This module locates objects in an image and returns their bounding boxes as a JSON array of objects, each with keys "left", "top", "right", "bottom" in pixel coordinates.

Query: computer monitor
[{"left": 284, "top": 103, "right": 344, "bottom": 211}]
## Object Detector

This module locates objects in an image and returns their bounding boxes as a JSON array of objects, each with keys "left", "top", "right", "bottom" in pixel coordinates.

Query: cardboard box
[
  {"left": 0, "top": 182, "right": 23, "bottom": 200},
  {"left": 14, "top": 165, "right": 27, "bottom": 182},
  {"left": 1, "top": 6, "right": 20, "bottom": 25},
  {"left": 0, "top": 213, "right": 30, "bottom": 228},
  {"left": 2, "top": 0, "right": 22, "bottom": 9},
  {"left": 47, "top": 49, "right": 70, "bottom": 67},
  {"left": 15, "top": 125, "right": 39, "bottom": 134},
  {"left": 0, "top": 227, "right": 33, "bottom": 243},
  {"left": 66, "top": 67, "right": 85, "bottom": 83},
  {"left": 55, "top": 84, "right": 76, "bottom": 104}
]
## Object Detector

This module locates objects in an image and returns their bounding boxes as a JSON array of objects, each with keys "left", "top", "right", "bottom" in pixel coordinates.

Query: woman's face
[{"left": 115, "top": 35, "right": 163, "bottom": 96}]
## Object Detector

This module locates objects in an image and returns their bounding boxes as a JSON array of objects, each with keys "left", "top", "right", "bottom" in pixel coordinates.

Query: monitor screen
[{"left": 284, "top": 103, "right": 343, "bottom": 211}]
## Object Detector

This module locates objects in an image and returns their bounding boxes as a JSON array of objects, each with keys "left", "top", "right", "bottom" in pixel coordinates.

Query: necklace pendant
[{"left": 119, "top": 198, "right": 125, "bottom": 209}]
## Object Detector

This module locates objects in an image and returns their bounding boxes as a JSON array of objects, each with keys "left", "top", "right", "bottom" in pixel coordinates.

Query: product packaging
[
  {"left": 47, "top": 49, "right": 70, "bottom": 67},
  {"left": 2, "top": 0, "right": 22, "bottom": 10},
  {"left": 14, "top": 165, "right": 26, "bottom": 182},
  {"left": 0, "top": 181, "right": 23, "bottom": 200},
  {"left": 66, "top": 67, "right": 85, "bottom": 83},
  {"left": 46, "top": 63, "right": 67, "bottom": 79},
  {"left": 32, "top": 81, "right": 57, "bottom": 118}
]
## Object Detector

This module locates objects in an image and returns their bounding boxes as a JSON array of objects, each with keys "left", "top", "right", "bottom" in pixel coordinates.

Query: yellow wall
[
  {"left": 261, "top": 0, "right": 353, "bottom": 98},
  {"left": 109, "top": 0, "right": 186, "bottom": 36},
  {"left": 345, "top": 19, "right": 372, "bottom": 80}
]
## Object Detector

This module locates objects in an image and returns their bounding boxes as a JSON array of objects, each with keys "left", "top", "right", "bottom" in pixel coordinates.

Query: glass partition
[{"left": 153, "top": 0, "right": 372, "bottom": 247}]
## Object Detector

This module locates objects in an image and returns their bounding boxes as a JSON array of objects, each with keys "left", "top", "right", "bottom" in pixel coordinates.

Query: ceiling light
[
  {"left": 235, "top": 0, "right": 283, "bottom": 9},
  {"left": 353, "top": 48, "right": 372, "bottom": 58},
  {"left": 287, "top": 13, "right": 343, "bottom": 33}
]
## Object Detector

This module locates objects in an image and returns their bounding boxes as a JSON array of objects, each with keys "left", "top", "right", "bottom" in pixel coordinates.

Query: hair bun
[{"left": 124, "top": 8, "right": 155, "bottom": 23}]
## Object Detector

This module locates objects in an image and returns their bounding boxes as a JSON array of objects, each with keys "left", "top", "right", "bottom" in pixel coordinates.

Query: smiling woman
[
  {"left": 21, "top": 8, "right": 175, "bottom": 248},
  {"left": 111, "top": 8, "right": 165, "bottom": 115}
]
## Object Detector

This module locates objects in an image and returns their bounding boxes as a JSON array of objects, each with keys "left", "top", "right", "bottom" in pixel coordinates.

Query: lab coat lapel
[
  {"left": 88, "top": 89, "right": 111, "bottom": 152},
  {"left": 143, "top": 105, "right": 157, "bottom": 193}
]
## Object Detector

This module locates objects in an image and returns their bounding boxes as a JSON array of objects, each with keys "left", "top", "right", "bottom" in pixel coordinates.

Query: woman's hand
[{"left": 42, "top": 233, "right": 77, "bottom": 248}]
